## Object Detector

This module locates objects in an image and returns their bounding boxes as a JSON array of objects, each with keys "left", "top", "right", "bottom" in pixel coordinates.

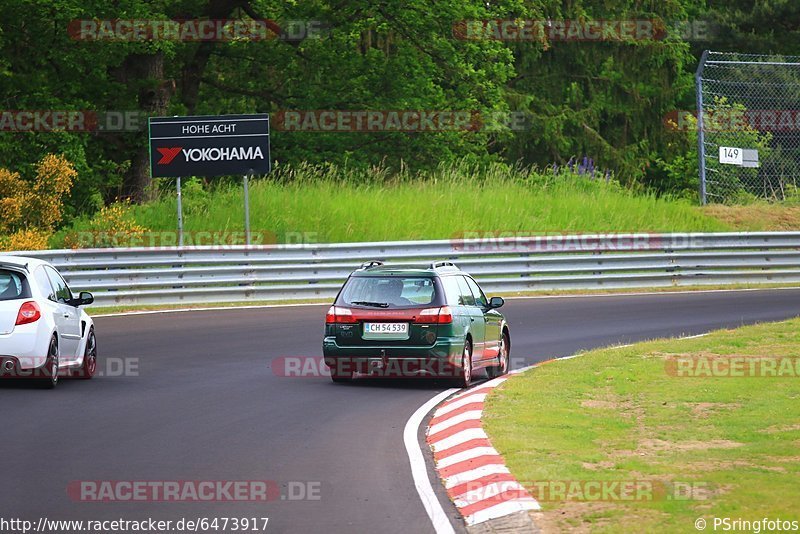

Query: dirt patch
[
  {"left": 581, "top": 400, "right": 621, "bottom": 410},
  {"left": 767, "top": 455, "right": 800, "bottom": 463},
  {"left": 581, "top": 461, "right": 616, "bottom": 471},
  {"left": 704, "top": 204, "right": 800, "bottom": 231},
  {"left": 691, "top": 483, "right": 736, "bottom": 510},
  {"left": 638, "top": 438, "right": 743, "bottom": 452},
  {"left": 580, "top": 391, "right": 645, "bottom": 424},
  {"left": 683, "top": 460, "right": 787, "bottom": 474},
  {"left": 684, "top": 402, "right": 742, "bottom": 419},
  {"left": 530, "top": 503, "right": 668, "bottom": 533},
  {"left": 613, "top": 439, "right": 744, "bottom": 457},
  {"left": 760, "top": 423, "right": 800, "bottom": 434}
]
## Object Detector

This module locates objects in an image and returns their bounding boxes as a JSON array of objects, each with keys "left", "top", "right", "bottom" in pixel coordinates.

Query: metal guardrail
[{"left": 5, "top": 232, "right": 800, "bottom": 307}]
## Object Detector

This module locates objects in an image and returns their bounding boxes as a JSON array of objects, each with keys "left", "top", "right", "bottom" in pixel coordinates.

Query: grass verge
[
  {"left": 54, "top": 163, "right": 733, "bottom": 247},
  {"left": 483, "top": 319, "right": 800, "bottom": 533}
]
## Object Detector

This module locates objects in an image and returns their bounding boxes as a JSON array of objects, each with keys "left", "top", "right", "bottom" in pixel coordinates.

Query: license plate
[{"left": 362, "top": 322, "right": 409, "bottom": 340}]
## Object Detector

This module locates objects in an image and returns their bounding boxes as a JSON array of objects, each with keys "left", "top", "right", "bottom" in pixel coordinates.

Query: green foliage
[
  {"left": 700, "top": 0, "right": 800, "bottom": 57},
  {"left": 1, "top": 0, "right": 798, "bottom": 227}
]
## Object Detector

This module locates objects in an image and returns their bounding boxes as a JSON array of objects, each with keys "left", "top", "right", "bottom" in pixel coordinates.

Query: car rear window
[
  {"left": 0, "top": 269, "right": 31, "bottom": 301},
  {"left": 339, "top": 276, "right": 439, "bottom": 308}
]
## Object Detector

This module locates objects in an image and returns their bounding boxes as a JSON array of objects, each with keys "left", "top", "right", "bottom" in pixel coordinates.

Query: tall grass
[{"left": 59, "top": 161, "right": 731, "bottom": 245}]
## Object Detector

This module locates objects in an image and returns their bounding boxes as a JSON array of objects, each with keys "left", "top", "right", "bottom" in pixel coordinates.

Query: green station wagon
[{"left": 322, "top": 261, "right": 510, "bottom": 386}]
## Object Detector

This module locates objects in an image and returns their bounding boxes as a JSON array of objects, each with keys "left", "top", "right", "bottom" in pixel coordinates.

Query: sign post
[
  {"left": 243, "top": 172, "right": 251, "bottom": 246},
  {"left": 176, "top": 177, "right": 184, "bottom": 246},
  {"left": 149, "top": 114, "right": 271, "bottom": 246}
]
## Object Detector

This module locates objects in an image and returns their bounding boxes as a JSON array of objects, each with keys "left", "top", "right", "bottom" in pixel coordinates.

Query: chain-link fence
[{"left": 696, "top": 51, "right": 800, "bottom": 203}]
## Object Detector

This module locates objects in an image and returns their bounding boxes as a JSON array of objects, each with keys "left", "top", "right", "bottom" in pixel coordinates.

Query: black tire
[
  {"left": 486, "top": 331, "right": 509, "bottom": 379},
  {"left": 454, "top": 339, "right": 473, "bottom": 388},
  {"left": 41, "top": 336, "right": 59, "bottom": 389},
  {"left": 330, "top": 360, "right": 354, "bottom": 383},
  {"left": 330, "top": 370, "right": 353, "bottom": 384},
  {"left": 76, "top": 328, "right": 97, "bottom": 379}
]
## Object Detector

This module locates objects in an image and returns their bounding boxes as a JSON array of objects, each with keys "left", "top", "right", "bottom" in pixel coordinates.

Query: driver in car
[{"left": 375, "top": 278, "right": 414, "bottom": 307}]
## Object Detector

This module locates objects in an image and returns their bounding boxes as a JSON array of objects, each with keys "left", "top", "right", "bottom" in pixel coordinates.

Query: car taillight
[
  {"left": 416, "top": 306, "right": 453, "bottom": 324},
  {"left": 326, "top": 306, "right": 354, "bottom": 324},
  {"left": 15, "top": 301, "right": 41, "bottom": 326}
]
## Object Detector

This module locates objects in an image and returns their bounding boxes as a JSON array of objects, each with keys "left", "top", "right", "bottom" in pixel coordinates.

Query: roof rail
[
  {"left": 430, "top": 261, "right": 458, "bottom": 270},
  {"left": 359, "top": 260, "right": 384, "bottom": 270}
]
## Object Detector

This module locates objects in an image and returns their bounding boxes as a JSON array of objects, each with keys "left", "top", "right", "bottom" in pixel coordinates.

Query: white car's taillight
[{"left": 15, "top": 301, "right": 41, "bottom": 326}]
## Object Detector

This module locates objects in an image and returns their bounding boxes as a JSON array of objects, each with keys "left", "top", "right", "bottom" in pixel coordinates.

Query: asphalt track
[{"left": 2, "top": 289, "right": 800, "bottom": 534}]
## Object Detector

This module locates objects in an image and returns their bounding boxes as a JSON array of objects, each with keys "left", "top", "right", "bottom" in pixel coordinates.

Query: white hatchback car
[{"left": 0, "top": 256, "right": 96, "bottom": 388}]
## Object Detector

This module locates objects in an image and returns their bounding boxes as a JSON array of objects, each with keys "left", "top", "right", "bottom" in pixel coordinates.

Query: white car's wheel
[
  {"left": 42, "top": 336, "right": 59, "bottom": 389},
  {"left": 76, "top": 328, "right": 97, "bottom": 379}
]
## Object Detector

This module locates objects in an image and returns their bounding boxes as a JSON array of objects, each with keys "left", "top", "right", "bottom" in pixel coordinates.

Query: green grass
[
  {"left": 54, "top": 162, "right": 732, "bottom": 247},
  {"left": 483, "top": 319, "right": 800, "bottom": 533}
]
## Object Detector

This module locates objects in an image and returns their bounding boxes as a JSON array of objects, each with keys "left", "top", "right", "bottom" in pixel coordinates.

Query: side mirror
[
  {"left": 76, "top": 291, "right": 94, "bottom": 307},
  {"left": 488, "top": 296, "right": 504, "bottom": 309}
]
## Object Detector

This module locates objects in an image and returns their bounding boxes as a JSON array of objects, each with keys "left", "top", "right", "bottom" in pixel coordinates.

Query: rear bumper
[
  {"left": 0, "top": 355, "right": 50, "bottom": 377},
  {"left": 322, "top": 336, "right": 465, "bottom": 376},
  {"left": 0, "top": 324, "right": 51, "bottom": 371}
]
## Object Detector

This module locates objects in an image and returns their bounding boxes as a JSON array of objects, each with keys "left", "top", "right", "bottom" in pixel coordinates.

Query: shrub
[
  {"left": 0, "top": 154, "right": 77, "bottom": 251},
  {"left": 62, "top": 201, "right": 149, "bottom": 248}
]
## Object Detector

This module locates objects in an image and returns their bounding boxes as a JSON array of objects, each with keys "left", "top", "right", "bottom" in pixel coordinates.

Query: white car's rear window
[{"left": 0, "top": 269, "right": 31, "bottom": 301}]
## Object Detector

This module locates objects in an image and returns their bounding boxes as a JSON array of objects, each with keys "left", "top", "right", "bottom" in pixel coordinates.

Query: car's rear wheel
[
  {"left": 76, "top": 328, "right": 97, "bottom": 379},
  {"left": 487, "top": 332, "right": 509, "bottom": 379},
  {"left": 330, "top": 361, "right": 353, "bottom": 383},
  {"left": 330, "top": 370, "right": 353, "bottom": 383},
  {"left": 41, "top": 336, "right": 59, "bottom": 389},
  {"left": 454, "top": 339, "right": 473, "bottom": 388}
]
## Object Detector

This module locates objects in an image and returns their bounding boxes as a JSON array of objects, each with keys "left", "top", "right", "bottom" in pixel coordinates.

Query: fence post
[{"left": 695, "top": 50, "right": 709, "bottom": 206}]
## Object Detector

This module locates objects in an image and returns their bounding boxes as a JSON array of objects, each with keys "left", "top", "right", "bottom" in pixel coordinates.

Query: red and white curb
[
  {"left": 423, "top": 335, "right": 710, "bottom": 529},
  {"left": 426, "top": 372, "right": 540, "bottom": 527}
]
